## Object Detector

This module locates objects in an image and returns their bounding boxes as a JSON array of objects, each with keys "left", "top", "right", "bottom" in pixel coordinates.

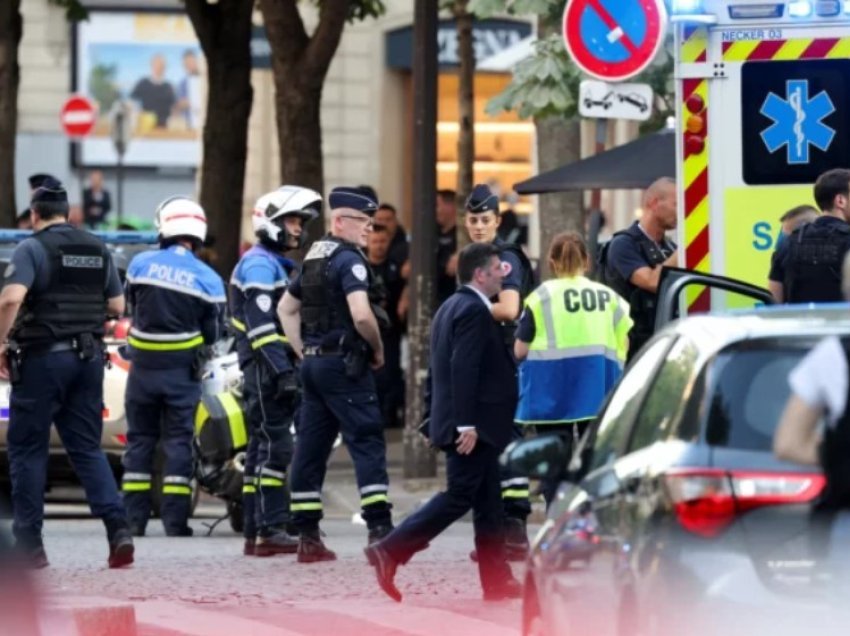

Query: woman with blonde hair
[{"left": 514, "top": 232, "right": 632, "bottom": 506}]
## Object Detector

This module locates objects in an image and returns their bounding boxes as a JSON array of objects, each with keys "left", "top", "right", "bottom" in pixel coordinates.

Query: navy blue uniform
[
  {"left": 229, "top": 244, "right": 297, "bottom": 539},
  {"left": 5, "top": 224, "right": 128, "bottom": 546},
  {"left": 287, "top": 237, "right": 392, "bottom": 533},
  {"left": 122, "top": 245, "right": 225, "bottom": 534}
]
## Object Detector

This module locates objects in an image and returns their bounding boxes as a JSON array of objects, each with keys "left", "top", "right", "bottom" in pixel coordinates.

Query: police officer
[
  {"left": 230, "top": 185, "right": 322, "bottom": 557},
  {"left": 278, "top": 186, "right": 394, "bottom": 563},
  {"left": 463, "top": 183, "right": 534, "bottom": 559},
  {"left": 769, "top": 168, "right": 850, "bottom": 304},
  {"left": 121, "top": 197, "right": 226, "bottom": 537},
  {"left": 0, "top": 179, "right": 133, "bottom": 568},
  {"left": 515, "top": 232, "right": 632, "bottom": 507},
  {"left": 600, "top": 177, "right": 678, "bottom": 360}
]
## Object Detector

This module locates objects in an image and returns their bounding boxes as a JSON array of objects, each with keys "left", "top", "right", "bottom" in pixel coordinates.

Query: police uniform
[
  {"left": 3, "top": 180, "right": 133, "bottom": 568},
  {"left": 122, "top": 198, "right": 226, "bottom": 536},
  {"left": 601, "top": 221, "right": 676, "bottom": 358},
  {"left": 229, "top": 185, "right": 322, "bottom": 557},
  {"left": 515, "top": 276, "right": 632, "bottom": 505},
  {"left": 465, "top": 184, "right": 535, "bottom": 557},
  {"left": 769, "top": 215, "right": 850, "bottom": 303},
  {"left": 287, "top": 187, "right": 393, "bottom": 561}
]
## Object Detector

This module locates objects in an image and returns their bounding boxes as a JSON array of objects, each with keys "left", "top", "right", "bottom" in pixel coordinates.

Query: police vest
[
  {"left": 515, "top": 276, "right": 632, "bottom": 425},
  {"left": 300, "top": 236, "right": 369, "bottom": 338},
  {"left": 599, "top": 225, "right": 672, "bottom": 350},
  {"left": 13, "top": 226, "right": 108, "bottom": 345},
  {"left": 784, "top": 220, "right": 850, "bottom": 304}
]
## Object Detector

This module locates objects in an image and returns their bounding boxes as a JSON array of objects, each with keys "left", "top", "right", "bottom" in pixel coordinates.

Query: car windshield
[{"left": 702, "top": 338, "right": 822, "bottom": 451}]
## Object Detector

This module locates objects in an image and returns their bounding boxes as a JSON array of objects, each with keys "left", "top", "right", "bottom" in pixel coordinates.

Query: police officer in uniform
[
  {"left": 122, "top": 197, "right": 226, "bottom": 537},
  {"left": 769, "top": 168, "right": 850, "bottom": 304},
  {"left": 600, "top": 177, "right": 678, "bottom": 360},
  {"left": 230, "top": 186, "right": 322, "bottom": 557},
  {"left": 0, "top": 179, "right": 133, "bottom": 568},
  {"left": 463, "top": 183, "right": 534, "bottom": 559},
  {"left": 278, "top": 186, "right": 394, "bottom": 563}
]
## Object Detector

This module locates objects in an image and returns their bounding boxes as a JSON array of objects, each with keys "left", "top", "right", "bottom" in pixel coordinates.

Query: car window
[
  {"left": 628, "top": 338, "right": 699, "bottom": 453},
  {"left": 589, "top": 337, "right": 672, "bottom": 471},
  {"left": 703, "top": 340, "right": 817, "bottom": 451}
]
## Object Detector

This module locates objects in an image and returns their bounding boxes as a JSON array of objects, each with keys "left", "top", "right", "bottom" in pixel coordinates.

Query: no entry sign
[
  {"left": 60, "top": 95, "right": 96, "bottom": 138},
  {"left": 563, "top": 0, "right": 667, "bottom": 83}
]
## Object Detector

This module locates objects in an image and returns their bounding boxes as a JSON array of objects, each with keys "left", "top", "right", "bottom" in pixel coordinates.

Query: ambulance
[{"left": 667, "top": 0, "right": 850, "bottom": 313}]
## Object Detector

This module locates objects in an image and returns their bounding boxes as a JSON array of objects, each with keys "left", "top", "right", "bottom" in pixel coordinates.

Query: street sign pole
[
  {"left": 110, "top": 101, "right": 131, "bottom": 225},
  {"left": 590, "top": 118, "right": 609, "bottom": 211}
]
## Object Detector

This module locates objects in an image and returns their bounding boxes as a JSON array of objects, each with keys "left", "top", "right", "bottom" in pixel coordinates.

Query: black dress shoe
[
  {"left": 297, "top": 532, "right": 337, "bottom": 563},
  {"left": 108, "top": 528, "right": 135, "bottom": 569},
  {"left": 483, "top": 577, "right": 523, "bottom": 601},
  {"left": 256, "top": 529, "right": 299, "bottom": 557},
  {"left": 364, "top": 543, "right": 402, "bottom": 602}
]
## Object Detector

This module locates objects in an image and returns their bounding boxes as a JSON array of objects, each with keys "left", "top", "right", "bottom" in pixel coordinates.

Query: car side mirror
[{"left": 501, "top": 436, "right": 569, "bottom": 481}]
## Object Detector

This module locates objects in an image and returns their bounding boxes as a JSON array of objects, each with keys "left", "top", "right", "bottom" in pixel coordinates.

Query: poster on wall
[{"left": 75, "top": 11, "right": 205, "bottom": 168}]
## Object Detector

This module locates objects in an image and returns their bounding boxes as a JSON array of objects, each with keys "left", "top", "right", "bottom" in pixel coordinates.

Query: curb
[{"left": 42, "top": 596, "right": 137, "bottom": 636}]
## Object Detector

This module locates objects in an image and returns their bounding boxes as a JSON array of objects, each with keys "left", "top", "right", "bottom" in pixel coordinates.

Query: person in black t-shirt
[
  {"left": 436, "top": 189, "right": 458, "bottom": 307},
  {"left": 130, "top": 54, "right": 177, "bottom": 129}
]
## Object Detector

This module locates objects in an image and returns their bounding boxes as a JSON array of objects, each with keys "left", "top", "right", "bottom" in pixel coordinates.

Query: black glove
[{"left": 274, "top": 371, "right": 299, "bottom": 403}]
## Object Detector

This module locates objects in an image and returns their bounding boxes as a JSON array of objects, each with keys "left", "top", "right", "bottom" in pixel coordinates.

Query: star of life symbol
[{"left": 760, "top": 79, "right": 836, "bottom": 165}]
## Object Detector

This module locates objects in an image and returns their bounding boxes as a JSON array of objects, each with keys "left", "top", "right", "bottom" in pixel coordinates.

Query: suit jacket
[{"left": 427, "top": 286, "right": 518, "bottom": 451}]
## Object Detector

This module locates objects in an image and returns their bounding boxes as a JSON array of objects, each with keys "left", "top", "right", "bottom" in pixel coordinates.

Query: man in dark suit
[{"left": 364, "top": 242, "right": 522, "bottom": 602}]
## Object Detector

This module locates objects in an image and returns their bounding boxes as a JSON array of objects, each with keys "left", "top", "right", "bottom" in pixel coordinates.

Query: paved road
[{"left": 29, "top": 502, "right": 526, "bottom": 636}]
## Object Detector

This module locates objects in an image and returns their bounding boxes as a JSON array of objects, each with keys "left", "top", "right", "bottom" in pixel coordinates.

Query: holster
[
  {"left": 341, "top": 334, "right": 369, "bottom": 380},
  {"left": 7, "top": 345, "right": 22, "bottom": 385},
  {"left": 76, "top": 333, "right": 97, "bottom": 361}
]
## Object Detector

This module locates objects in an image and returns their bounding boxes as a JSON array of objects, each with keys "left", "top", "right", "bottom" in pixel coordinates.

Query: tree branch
[
  {"left": 304, "top": 0, "right": 349, "bottom": 79},
  {"left": 259, "top": 0, "right": 310, "bottom": 70}
]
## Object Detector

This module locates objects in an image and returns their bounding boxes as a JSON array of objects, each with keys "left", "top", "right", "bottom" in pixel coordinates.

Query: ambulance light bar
[
  {"left": 728, "top": 4, "right": 785, "bottom": 18},
  {"left": 786, "top": 0, "right": 843, "bottom": 16},
  {"left": 0, "top": 230, "right": 159, "bottom": 245},
  {"left": 671, "top": 0, "right": 719, "bottom": 23}
]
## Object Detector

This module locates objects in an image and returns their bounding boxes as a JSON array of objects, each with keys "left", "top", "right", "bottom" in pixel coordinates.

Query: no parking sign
[{"left": 563, "top": 0, "right": 668, "bottom": 82}]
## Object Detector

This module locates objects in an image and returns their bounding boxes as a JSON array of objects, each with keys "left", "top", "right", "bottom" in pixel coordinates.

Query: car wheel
[{"left": 228, "top": 501, "right": 244, "bottom": 534}]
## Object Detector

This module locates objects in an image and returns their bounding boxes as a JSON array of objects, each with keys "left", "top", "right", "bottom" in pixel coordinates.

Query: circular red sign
[
  {"left": 563, "top": 0, "right": 667, "bottom": 82},
  {"left": 60, "top": 95, "right": 97, "bottom": 138}
]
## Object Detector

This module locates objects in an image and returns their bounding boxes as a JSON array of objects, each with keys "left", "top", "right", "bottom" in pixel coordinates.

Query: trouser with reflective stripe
[
  {"left": 242, "top": 360, "right": 294, "bottom": 533},
  {"left": 500, "top": 424, "right": 531, "bottom": 521},
  {"left": 123, "top": 364, "right": 199, "bottom": 533},
  {"left": 290, "top": 355, "right": 392, "bottom": 532}
]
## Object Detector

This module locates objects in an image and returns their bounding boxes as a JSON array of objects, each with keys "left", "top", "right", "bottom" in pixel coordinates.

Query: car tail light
[{"left": 664, "top": 469, "right": 825, "bottom": 538}]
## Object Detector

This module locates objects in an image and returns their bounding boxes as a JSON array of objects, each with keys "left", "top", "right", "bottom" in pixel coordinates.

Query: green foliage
[
  {"left": 470, "top": 0, "right": 560, "bottom": 22},
  {"left": 306, "top": 0, "right": 385, "bottom": 23},
  {"left": 48, "top": 0, "right": 88, "bottom": 21},
  {"left": 88, "top": 64, "right": 120, "bottom": 113},
  {"left": 485, "top": 34, "right": 581, "bottom": 120}
]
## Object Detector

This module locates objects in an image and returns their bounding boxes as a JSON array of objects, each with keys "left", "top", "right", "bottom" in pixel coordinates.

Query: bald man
[{"left": 601, "top": 177, "right": 679, "bottom": 359}]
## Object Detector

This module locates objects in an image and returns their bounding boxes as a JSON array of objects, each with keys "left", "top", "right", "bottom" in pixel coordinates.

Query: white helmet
[
  {"left": 252, "top": 185, "right": 322, "bottom": 250},
  {"left": 155, "top": 196, "right": 207, "bottom": 244}
]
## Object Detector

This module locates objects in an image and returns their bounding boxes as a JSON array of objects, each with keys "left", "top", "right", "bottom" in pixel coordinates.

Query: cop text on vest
[{"left": 564, "top": 288, "right": 611, "bottom": 313}]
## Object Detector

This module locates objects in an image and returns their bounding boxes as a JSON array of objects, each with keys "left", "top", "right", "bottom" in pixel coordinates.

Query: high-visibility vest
[{"left": 515, "top": 276, "right": 633, "bottom": 425}]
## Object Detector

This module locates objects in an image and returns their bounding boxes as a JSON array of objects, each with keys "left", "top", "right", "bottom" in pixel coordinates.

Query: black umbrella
[{"left": 514, "top": 128, "right": 676, "bottom": 194}]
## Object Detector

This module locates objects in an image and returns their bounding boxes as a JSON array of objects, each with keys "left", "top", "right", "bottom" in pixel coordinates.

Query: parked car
[
  {"left": 510, "top": 270, "right": 850, "bottom": 636},
  {"left": 0, "top": 231, "right": 156, "bottom": 494}
]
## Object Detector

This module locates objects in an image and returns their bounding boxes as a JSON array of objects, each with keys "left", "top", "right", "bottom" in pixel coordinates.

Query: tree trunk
[
  {"left": 0, "top": 1, "right": 21, "bottom": 227},
  {"left": 455, "top": 0, "right": 474, "bottom": 246},
  {"left": 535, "top": 116, "right": 582, "bottom": 278},
  {"left": 185, "top": 0, "right": 254, "bottom": 279},
  {"left": 260, "top": 0, "right": 348, "bottom": 242}
]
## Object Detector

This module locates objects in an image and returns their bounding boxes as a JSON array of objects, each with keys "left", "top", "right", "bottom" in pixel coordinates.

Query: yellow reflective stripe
[
  {"left": 220, "top": 392, "right": 247, "bottom": 448},
  {"left": 231, "top": 317, "right": 246, "bottom": 332},
  {"left": 258, "top": 477, "right": 284, "bottom": 487},
  {"left": 360, "top": 494, "right": 390, "bottom": 507},
  {"left": 128, "top": 335, "right": 204, "bottom": 351},
  {"left": 502, "top": 489, "right": 530, "bottom": 499},
  {"left": 250, "top": 334, "right": 288, "bottom": 349},
  {"left": 122, "top": 483, "right": 151, "bottom": 492},
  {"left": 291, "top": 502, "right": 323, "bottom": 511},
  {"left": 242, "top": 485, "right": 256, "bottom": 494},
  {"left": 163, "top": 485, "right": 193, "bottom": 496},
  {"left": 194, "top": 400, "right": 209, "bottom": 435}
]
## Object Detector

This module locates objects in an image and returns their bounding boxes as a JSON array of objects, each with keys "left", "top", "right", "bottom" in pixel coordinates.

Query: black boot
[
  {"left": 255, "top": 527, "right": 298, "bottom": 557},
  {"left": 107, "top": 527, "right": 135, "bottom": 569},
  {"left": 504, "top": 518, "right": 529, "bottom": 561},
  {"left": 297, "top": 530, "right": 337, "bottom": 563},
  {"left": 367, "top": 524, "right": 393, "bottom": 545},
  {"left": 14, "top": 536, "right": 48, "bottom": 570}
]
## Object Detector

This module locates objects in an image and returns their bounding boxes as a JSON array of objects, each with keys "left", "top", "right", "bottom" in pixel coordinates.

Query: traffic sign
[
  {"left": 60, "top": 95, "right": 96, "bottom": 138},
  {"left": 579, "top": 79, "right": 654, "bottom": 121},
  {"left": 563, "top": 0, "right": 667, "bottom": 83}
]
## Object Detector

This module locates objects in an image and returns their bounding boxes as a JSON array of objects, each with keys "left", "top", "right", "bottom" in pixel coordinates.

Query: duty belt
[{"left": 303, "top": 344, "right": 344, "bottom": 357}]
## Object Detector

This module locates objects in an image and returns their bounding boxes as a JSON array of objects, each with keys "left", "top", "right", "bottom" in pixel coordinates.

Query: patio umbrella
[{"left": 514, "top": 127, "right": 676, "bottom": 194}]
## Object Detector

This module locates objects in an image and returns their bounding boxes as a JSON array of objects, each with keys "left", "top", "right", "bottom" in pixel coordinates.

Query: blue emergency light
[
  {"left": 670, "top": 0, "right": 718, "bottom": 23},
  {"left": 0, "top": 230, "right": 159, "bottom": 245}
]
